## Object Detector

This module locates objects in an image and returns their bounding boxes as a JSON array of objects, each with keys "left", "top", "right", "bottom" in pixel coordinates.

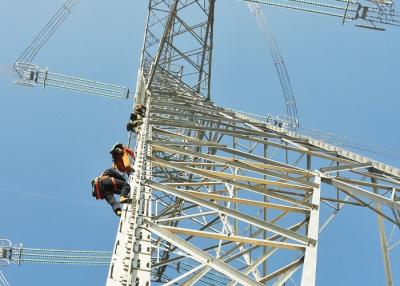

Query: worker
[
  {"left": 133, "top": 104, "right": 146, "bottom": 119},
  {"left": 127, "top": 104, "right": 146, "bottom": 133},
  {"left": 110, "top": 143, "right": 135, "bottom": 174},
  {"left": 91, "top": 168, "right": 131, "bottom": 216}
]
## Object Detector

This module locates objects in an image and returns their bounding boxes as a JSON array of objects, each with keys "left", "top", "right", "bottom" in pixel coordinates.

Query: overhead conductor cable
[
  {"left": 247, "top": 2, "right": 299, "bottom": 127},
  {"left": 15, "top": 0, "right": 81, "bottom": 65}
]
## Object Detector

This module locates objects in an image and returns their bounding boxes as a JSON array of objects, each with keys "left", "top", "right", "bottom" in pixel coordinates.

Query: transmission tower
[
  {"left": 2, "top": 0, "right": 399, "bottom": 285},
  {"left": 104, "top": 1, "right": 399, "bottom": 286}
]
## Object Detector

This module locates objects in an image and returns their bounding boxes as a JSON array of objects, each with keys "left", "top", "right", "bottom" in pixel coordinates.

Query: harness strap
[
  {"left": 93, "top": 175, "right": 118, "bottom": 200},
  {"left": 111, "top": 177, "right": 117, "bottom": 192},
  {"left": 94, "top": 178, "right": 103, "bottom": 200}
]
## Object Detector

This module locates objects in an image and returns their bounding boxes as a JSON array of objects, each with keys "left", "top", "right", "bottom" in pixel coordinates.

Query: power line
[
  {"left": 225, "top": 107, "right": 400, "bottom": 161},
  {"left": 0, "top": 241, "right": 230, "bottom": 285},
  {"left": 243, "top": 0, "right": 400, "bottom": 29},
  {"left": 0, "top": 186, "right": 101, "bottom": 207},
  {"left": 247, "top": 2, "right": 300, "bottom": 127},
  {"left": 15, "top": 0, "right": 81, "bottom": 65}
]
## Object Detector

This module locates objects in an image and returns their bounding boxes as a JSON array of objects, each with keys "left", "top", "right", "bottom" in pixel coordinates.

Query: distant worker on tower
[
  {"left": 110, "top": 143, "right": 135, "bottom": 174},
  {"left": 91, "top": 168, "right": 131, "bottom": 216},
  {"left": 127, "top": 104, "right": 146, "bottom": 134}
]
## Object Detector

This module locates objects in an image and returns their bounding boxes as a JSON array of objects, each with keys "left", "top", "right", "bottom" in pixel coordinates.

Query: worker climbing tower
[{"left": 105, "top": 1, "right": 400, "bottom": 285}]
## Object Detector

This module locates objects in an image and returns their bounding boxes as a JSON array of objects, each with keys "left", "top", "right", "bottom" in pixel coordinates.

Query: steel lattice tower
[{"left": 105, "top": 1, "right": 399, "bottom": 285}]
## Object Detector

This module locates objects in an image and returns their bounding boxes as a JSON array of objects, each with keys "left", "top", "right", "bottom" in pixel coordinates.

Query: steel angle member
[
  {"left": 150, "top": 142, "right": 317, "bottom": 188},
  {"left": 150, "top": 115, "right": 249, "bottom": 132},
  {"left": 149, "top": 119, "right": 271, "bottom": 137},
  {"left": 228, "top": 228, "right": 306, "bottom": 286},
  {"left": 320, "top": 162, "right": 372, "bottom": 173},
  {"left": 155, "top": 212, "right": 308, "bottom": 272},
  {"left": 260, "top": 257, "right": 304, "bottom": 283},
  {"left": 150, "top": 101, "right": 223, "bottom": 115},
  {"left": 227, "top": 132, "right": 353, "bottom": 164},
  {"left": 144, "top": 219, "right": 264, "bottom": 286},
  {"left": 300, "top": 175, "right": 321, "bottom": 286},
  {"left": 247, "top": 162, "right": 311, "bottom": 175},
  {"left": 281, "top": 138, "right": 309, "bottom": 152},
  {"left": 219, "top": 146, "right": 306, "bottom": 173},
  {"left": 151, "top": 109, "right": 246, "bottom": 125},
  {"left": 164, "top": 181, "right": 221, "bottom": 186},
  {"left": 271, "top": 265, "right": 301, "bottom": 286},
  {"left": 182, "top": 190, "right": 310, "bottom": 214},
  {"left": 163, "top": 264, "right": 205, "bottom": 286},
  {"left": 152, "top": 128, "right": 226, "bottom": 147},
  {"left": 161, "top": 226, "right": 305, "bottom": 250},
  {"left": 334, "top": 177, "right": 400, "bottom": 192},
  {"left": 309, "top": 138, "right": 400, "bottom": 178},
  {"left": 156, "top": 210, "right": 218, "bottom": 223},
  {"left": 150, "top": 157, "right": 316, "bottom": 209},
  {"left": 324, "top": 176, "right": 400, "bottom": 211},
  {"left": 147, "top": 180, "right": 314, "bottom": 245},
  {"left": 150, "top": 156, "right": 312, "bottom": 191}
]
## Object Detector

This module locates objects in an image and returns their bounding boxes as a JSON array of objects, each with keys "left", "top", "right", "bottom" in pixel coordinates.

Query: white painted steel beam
[
  {"left": 181, "top": 189, "right": 310, "bottom": 214},
  {"left": 147, "top": 180, "right": 314, "bottom": 245},
  {"left": 261, "top": 257, "right": 304, "bottom": 283},
  {"left": 145, "top": 219, "right": 264, "bottom": 286},
  {"left": 320, "top": 162, "right": 372, "bottom": 173},
  {"left": 326, "top": 176, "right": 400, "bottom": 211},
  {"left": 151, "top": 157, "right": 316, "bottom": 209},
  {"left": 372, "top": 177, "right": 394, "bottom": 286},
  {"left": 150, "top": 142, "right": 317, "bottom": 188},
  {"left": 300, "top": 175, "right": 321, "bottom": 286},
  {"left": 161, "top": 226, "right": 305, "bottom": 250}
]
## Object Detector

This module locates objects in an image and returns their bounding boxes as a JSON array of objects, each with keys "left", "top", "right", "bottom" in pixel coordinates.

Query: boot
[{"left": 127, "top": 122, "right": 135, "bottom": 132}]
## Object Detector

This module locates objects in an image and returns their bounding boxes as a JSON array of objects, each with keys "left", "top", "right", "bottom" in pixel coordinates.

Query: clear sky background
[{"left": 0, "top": 0, "right": 399, "bottom": 285}]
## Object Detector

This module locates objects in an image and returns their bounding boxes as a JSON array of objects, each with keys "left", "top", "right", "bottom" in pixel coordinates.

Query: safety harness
[
  {"left": 93, "top": 178, "right": 102, "bottom": 200},
  {"left": 92, "top": 176, "right": 118, "bottom": 200}
]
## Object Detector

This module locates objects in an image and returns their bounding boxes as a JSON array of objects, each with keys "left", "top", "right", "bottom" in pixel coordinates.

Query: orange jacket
[{"left": 112, "top": 147, "right": 135, "bottom": 173}]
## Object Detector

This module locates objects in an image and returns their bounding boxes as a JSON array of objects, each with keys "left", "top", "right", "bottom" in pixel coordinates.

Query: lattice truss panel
[
  {"left": 117, "top": 72, "right": 400, "bottom": 286},
  {"left": 141, "top": 0, "right": 214, "bottom": 99}
]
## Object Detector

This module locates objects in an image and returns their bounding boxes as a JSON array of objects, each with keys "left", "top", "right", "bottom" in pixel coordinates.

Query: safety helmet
[{"left": 110, "top": 143, "right": 124, "bottom": 154}]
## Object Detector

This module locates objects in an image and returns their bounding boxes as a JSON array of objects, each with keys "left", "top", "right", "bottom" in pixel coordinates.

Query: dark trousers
[{"left": 100, "top": 177, "right": 130, "bottom": 213}]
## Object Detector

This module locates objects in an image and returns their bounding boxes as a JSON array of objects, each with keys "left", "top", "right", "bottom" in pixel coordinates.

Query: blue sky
[{"left": 0, "top": 0, "right": 399, "bottom": 285}]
